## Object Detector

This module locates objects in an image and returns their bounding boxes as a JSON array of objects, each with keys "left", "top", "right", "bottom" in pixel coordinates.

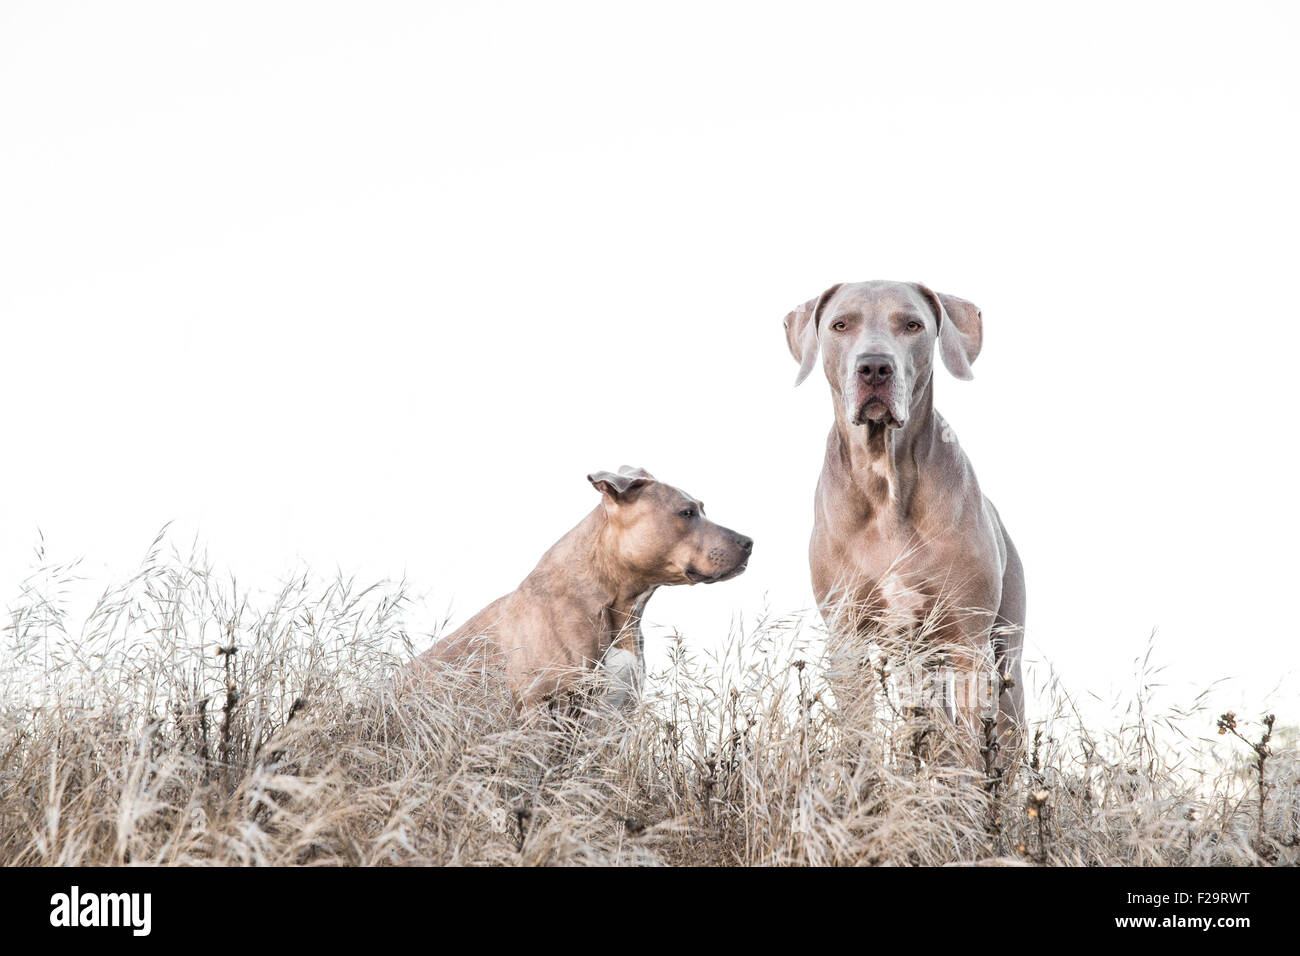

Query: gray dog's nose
[
  {"left": 737, "top": 535, "right": 753, "bottom": 554},
  {"left": 856, "top": 354, "right": 895, "bottom": 384}
]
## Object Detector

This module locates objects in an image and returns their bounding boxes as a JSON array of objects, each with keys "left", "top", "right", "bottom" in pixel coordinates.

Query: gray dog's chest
[
  {"left": 812, "top": 520, "right": 936, "bottom": 626},
  {"left": 811, "top": 489, "right": 1005, "bottom": 641}
]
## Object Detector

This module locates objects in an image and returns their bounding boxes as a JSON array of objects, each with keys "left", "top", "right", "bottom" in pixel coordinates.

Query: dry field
[{"left": 1, "top": 537, "right": 1295, "bottom": 867}]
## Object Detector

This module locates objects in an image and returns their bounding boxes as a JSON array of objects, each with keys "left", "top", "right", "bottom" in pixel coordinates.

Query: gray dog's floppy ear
[
  {"left": 587, "top": 467, "right": 654, "bottom": 501},
  {"left": 783, "top": 284, "right": 843, "bottom": 386},
  {"left": 914, "top": 284, "right": 983, "bottom": 381}
]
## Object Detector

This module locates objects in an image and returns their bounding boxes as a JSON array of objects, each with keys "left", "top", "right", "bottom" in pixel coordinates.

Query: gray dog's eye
[
  {"left": 678, "top": 508, "right": 696, "bottom": 519},
  {"left": 831, "top": 321, "right": 847, "bottom": 332},
  {"left": 906, "top": 321, "right": 922, "bottom": 332}
]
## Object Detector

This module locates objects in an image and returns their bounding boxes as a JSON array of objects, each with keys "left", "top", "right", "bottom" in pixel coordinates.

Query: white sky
[{"left": 2, "top": 1, "right": 1297, "bottom": 723}]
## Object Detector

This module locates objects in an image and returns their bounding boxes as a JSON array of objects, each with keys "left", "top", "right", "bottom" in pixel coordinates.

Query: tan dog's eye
[
  {"left": 831, "top": 321, "right": 847, "bottom": 332},
  {"left": 678, "top": 508, "right": 696, "bottom": 519},
  {"left": 906, "top": 321, "right": 922, "bottom": 332}
]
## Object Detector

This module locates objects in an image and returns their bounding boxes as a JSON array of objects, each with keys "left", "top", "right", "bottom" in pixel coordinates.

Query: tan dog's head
[
  {"left": 784, "top": 280, "right": 982, "bottom": 433},
  {"left": 586, "top": 466, "right": 752, "bottom": 586}
]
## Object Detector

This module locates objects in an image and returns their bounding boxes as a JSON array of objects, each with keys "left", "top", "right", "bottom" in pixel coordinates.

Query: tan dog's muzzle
[{"left": 685, "top": 528, "right": 752, "bottom": 583}]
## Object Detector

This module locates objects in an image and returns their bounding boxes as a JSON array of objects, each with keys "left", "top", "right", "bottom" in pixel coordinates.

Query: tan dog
[
  {"left": 415, "top": 466, "right": 753, "bottom": 708},
  {"left": 784, "top": 281, "right": 1025, "bottom": 752}
]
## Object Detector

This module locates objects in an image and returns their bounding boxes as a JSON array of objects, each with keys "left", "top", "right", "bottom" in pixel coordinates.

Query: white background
[{"left": 2, "top": 1, "right": 1297, "bottom": 720}]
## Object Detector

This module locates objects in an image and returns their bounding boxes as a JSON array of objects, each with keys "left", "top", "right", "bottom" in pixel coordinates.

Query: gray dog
[{"left": 784, "top": 280, "right": 1025, "bottom": 752}]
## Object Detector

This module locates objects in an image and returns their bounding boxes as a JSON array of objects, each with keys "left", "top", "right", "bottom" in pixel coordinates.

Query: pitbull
[
  {"left": 415, "top": 466, "right": 752, "bottom": 709},
  {"left": 783, "top": 281, "right": 1025, "bottom": 752}
]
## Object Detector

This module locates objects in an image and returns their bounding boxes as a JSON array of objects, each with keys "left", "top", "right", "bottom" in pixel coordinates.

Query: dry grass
[{"left": 2, "top": 539, "right": 1295, "bottom": 866}]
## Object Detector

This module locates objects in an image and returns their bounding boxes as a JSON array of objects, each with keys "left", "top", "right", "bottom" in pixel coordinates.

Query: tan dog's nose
[{"left": 856, "top": 354, "right": 896, "bottom": 385}]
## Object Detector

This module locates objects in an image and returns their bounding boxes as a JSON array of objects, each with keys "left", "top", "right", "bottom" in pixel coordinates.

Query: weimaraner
[
  {"left": 783, "top": 280, "right": 1025, "bottom": 753},
  {"left": 415, "top": 467, "right": 752, "bottom": 709}
]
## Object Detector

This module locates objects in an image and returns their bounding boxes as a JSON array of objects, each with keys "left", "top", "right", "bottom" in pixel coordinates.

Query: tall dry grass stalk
[{"left": 1, "top": 540, "right": 1295, "bottom": 866}]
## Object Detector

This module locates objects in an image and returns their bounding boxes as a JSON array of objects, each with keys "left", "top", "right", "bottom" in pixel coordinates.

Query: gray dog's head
[
  {"left": 586, "top": 466, "right": 753, "bottom": 586},
  {"left": 783, "top": 280, "right": 983, "bottom": 433}
]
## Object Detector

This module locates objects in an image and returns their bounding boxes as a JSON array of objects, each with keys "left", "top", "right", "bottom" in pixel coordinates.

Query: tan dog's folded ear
[
  {"left": 616, "top": 465, "right": 655, "bottom": 480},
  {"left": 783, "top": 284, "right": 843, "bottom": 386},
  {"left": 588, "top": 468, "right": 653, "bottom": 501},
  {"left": 914, "top": 284, "right": 983, "bottom": 381}
]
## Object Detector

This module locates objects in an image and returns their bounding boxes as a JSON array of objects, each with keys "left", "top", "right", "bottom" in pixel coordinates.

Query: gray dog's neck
[{"left": 831, "top": 379, "right": 940, "bottom": 522}]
